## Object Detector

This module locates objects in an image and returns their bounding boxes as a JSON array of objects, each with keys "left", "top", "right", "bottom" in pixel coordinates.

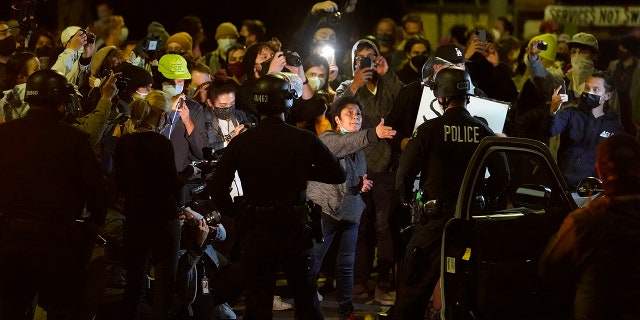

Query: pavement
[{"left": 231, "top": 277, "right": 394, "bottom": 320}]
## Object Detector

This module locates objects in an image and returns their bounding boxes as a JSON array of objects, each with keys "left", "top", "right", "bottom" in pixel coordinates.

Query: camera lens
[{"left": 537, "top": 41, "right": 548, "bottom": 51}]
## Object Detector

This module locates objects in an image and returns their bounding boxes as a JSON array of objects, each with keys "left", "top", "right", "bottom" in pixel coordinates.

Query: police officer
[
  {"left": 393, "top": 66, "right": 508, "bottom": 319},
  {"left": 0, "top": 69, "right": 108, "bottom": 319},
  {"left": 208, "top": 72, "right": 346, "bottom": 320}
]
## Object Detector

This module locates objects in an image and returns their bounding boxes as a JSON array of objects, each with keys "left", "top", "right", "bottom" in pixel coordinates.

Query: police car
[{"left": 439, "top": 136, "right": 600, "bottom": 319}]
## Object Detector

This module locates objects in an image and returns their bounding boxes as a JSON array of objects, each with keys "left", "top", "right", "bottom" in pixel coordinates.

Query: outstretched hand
[{"left": 375, "top": 118, "right": 396, "bottom": 139}]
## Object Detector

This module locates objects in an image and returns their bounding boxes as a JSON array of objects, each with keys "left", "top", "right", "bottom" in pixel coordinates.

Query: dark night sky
[{"left": 2, "top": 0, "right": 405, "bottom": 53}]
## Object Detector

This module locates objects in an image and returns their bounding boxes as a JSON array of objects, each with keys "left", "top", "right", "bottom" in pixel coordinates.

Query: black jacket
[
  {"left": 209, "top": 116, "right": 345, "bottom": 213},
  {"left": 0, "top": 108, "right": 107, "bottom": 224}
]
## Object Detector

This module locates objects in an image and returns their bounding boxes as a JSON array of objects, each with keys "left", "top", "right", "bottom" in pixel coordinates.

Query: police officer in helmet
[
  {"left": 393, "top": 66, "right": 509, "bottom": 319},
  {"left": 0, "top": 69, "right": 107, "bottom": 319},
  {"left": 208, "top": 72, "right": 346, "bottom": 319}
]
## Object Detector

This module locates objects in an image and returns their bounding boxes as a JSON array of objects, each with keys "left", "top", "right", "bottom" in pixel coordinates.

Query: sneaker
[
  {"left": 352, "top": 283, "right": 369, "bottom": 299},
  {"left": 375, "top": 282, "right": 396, "bottom": 306},
  {"left": 317, "top": 291, "right": 324, "bottom": 302},
  {"left": 213, "top": 302, "right": 237, "bottom": 319},
  {"left": 273, "top": 295, "right": 293, "bottom": 311}
]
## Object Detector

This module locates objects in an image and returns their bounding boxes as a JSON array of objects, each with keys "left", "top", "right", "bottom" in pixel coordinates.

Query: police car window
[{"left": 470, "top": 149, "right": 565, "bottom": 217}]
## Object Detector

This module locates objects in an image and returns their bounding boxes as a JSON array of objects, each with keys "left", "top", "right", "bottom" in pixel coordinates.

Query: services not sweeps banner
[{"left": 544, "top": 5, "right": 640, "bottom": 27}]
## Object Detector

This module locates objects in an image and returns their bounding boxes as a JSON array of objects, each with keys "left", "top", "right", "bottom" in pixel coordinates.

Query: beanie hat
[
  {"left": 215, "top": 22, "right": 239, "bottom": 40},
  {"left": 528, "top": 33, "right": 557, "bottom": 62},
  {"left": 158, "top": 54, "right": 191, "bottom": 80},
  {"left": 147, "top": 21, "right": 170, "bottom": 50},
  {"left": 91, "top": 45, "right": 117, "bottom": 76},
  {"left": 167, "top": 32, "right": 193, "bottom": 52},
  {"left": 115, "top": 62, "right": 153, "bottom": 94},
  {"left": 568, "top": 32, "right": 599, "bottom": 52},
  {"left": 61, "top": 26, "right": 81, "bottom": 44}
]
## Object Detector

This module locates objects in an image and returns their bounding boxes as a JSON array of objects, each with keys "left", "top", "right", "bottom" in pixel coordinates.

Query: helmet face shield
[
  {"left": 253, "top": 72, "right": 302, "bottom": 114},
  {"left": 422, "top": 56, "right": 453, "bottom": 87}
]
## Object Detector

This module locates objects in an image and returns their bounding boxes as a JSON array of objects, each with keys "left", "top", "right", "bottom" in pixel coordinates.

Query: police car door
[{"left": 440, "top": 136, "right": 577, "bottom": 320}]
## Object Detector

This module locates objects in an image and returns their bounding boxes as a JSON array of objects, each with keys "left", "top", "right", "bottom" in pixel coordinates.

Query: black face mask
[
  {"left": 259, "top": 59, "right": 272, "bottom": 77},
  {"left": 410, "top": 54, "right": 429, "bottom": 70},
  {"left": 238, "top": 36, "right": 246, "bottom": 45},
  {"left": 580, "top": 92, "right": 602, "bottom": 109},
  {"left": 213, "top": 106, "right": 234, "bottom": 120},
  {"left": 0, "top": 35, "right": 17, "bottom": 56}
]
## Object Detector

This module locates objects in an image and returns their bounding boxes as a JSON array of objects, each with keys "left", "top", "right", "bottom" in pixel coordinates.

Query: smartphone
[
  {"left": 555, "top": 79, "right": 566, "bottom": 94},
  {"left": 475, "top": 29, "right": 486, "bottom": 43},
  {"left": 359, "top": 56, "right": 372, "bottom": 69}
]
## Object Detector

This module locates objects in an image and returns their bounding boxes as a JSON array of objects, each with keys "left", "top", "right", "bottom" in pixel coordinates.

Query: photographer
[
  {"left": 51, "top": 26, "right": 97, "bottom": 88},
  {"left": 236, "top": 39, "right": 315, "bottom": 122},
  {"left": 174, "top": 208, "right": 245, "bottom": 320}
]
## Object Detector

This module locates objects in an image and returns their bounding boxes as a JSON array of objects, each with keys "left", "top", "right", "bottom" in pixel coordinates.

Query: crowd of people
[{"left": 1, "top": 0, "right": 640, "bottom": 319}]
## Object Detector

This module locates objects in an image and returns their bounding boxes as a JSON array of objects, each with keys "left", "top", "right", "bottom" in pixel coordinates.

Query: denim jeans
[{"left": 311, "top": 216, "right": 359, "bottom": 310}]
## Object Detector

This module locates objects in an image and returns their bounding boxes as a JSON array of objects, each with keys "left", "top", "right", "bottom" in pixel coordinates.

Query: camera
[
  {"left": 536, "top": 41, "right": 548, "bottom": 51},
  {"left": 143, "top": 36, "right": 160, "bottom": 53},
  {"left": 359, "top": 56, "right": 376, "bottom": 69},
  {"left": 283, "top": 49, "right": 303, "bottom": 67},
  {"left": 184, "top": 200, "right": 222, "bottom": 226},
  {"left": 115, "top": 74, "right": 130, "bottom": 90},
  {"left": 80, "top": 29, "right": 96, "bottom": 45}
]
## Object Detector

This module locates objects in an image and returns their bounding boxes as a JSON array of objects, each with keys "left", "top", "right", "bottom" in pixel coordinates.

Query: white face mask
[
  {"left": 307, "top": 76, "right": 325, "bottom": 92},
  {"left": 217, "top": 38, "right": 237, "bottom": 53},
  {"left": 136, "top": 91, "right": 148, "bottom": 98},
  {"left": 162, "top": 84, "right": 183, "bottom": 97}
]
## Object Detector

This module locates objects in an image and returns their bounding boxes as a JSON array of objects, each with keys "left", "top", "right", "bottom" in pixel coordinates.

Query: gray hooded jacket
[{"left": 307, "top": 128, "right": 379, "bottom": 222}]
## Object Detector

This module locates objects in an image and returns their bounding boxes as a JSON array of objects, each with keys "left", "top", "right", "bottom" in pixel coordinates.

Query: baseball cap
[
  {"left": 434, "top": 44, "right": 466, "bottom": 64},
  {"left": 158, "top": 54, "right": 191, "bottom": 80},
  {"left": 567, "top": 32, "right": 599, "bottom": 51},
  {"left": 61, "top": 26, "right": 81, "bottom": 44}
]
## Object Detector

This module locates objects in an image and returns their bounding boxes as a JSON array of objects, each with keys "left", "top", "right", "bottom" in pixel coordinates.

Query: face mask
[
  {"left": 410, "top": 55, "right": 428, "bottom": 70},
  {"left": 228, "top": 61, "right": 245, "bottom": 78},
  {"left": 163, "top": 84, "right": 183, "bottom": 97},
  {"left": 118, "top": 27, "right": 129, "bottom": 43},
  {"left": 213, "top": 106, "right": 234, "bottom": 120},
  {"left": 136, "top": 91, "right": 148, "bottom": 98},
  {"left": 217, "top": 38, "right": 237, "bottom": 53},
  {"left": 376, "top": 33, "right": 394, "bottom": 48},
  {"left": 0, "top": 35, "right": 17, "bottom": 56},
  {"left": 97, "top": 12, "right": 109, "bottom": 20},
  {"left": 340, "top": 127, "right": 350, "bottom": 134},
  {"left": 569, "top": 55, "right": 594, "bottom": 95},
  {"left": 259, "top": 59, "right": 272, "bottom": 76},
  {"left": 580, "top": 92, "right": 603, "bottom": 109},
  {"left": 238, "top": 36, "right": 246, "bottom": 45},
  {"left": 307, "top": 76, "right": 325, "bottom": 92}
]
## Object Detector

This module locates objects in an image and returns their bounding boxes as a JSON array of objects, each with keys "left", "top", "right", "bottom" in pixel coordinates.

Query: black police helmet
[
  {"left": 432, "top": 66, "right": 474, "bottom": 99},
  {"left": 253, "top": 73, "right": 298, "bottom": 115},
  {"left": 24, "top": 69, "right": 75, "bottom": 107}
]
